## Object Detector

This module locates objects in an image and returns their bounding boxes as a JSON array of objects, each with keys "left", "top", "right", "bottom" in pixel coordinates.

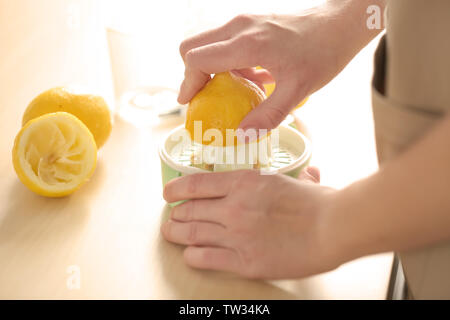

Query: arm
[
  {"left": 324, "top": 114, "right": 450, "bottom": 264},
  {"left": 178, "top": 0, "right": 386, "bottom": 130},
  {"left": 161, "top": 114, "right": 450, "bottom": 279},
  {"left": 161, "top": 1, "right": 402, "bottom": 279}
]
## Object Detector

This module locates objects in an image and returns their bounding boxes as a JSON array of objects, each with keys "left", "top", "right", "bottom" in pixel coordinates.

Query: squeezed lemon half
[{"left": 12, "top": 112, "right": 97, "bottom": 197}]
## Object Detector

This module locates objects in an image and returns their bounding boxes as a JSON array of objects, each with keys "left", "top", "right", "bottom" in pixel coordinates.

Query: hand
[
  {"left": 178, "top": 2, "right": 379, "bottom": 131},
  {"left": 161, "top": 167, "right": 341, "bottom": 279}
]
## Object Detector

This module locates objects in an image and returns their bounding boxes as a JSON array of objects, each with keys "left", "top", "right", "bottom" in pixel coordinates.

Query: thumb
[{"left": 239, "top": 79, "right": 307, "bottom": 131}]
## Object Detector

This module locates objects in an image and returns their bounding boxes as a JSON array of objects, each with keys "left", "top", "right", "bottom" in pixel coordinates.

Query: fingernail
[{"left": 305, "top": 166, "right": 320, "bottom": 183}]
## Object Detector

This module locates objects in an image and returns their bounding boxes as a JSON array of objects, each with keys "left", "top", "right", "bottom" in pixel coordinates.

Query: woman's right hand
[{"left": 178, "top": 1, "right": 383, "bottom": 131}]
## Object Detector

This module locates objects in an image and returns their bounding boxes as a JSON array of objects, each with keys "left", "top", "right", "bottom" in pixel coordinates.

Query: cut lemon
[{"left": 12, "top": 112, "right": 97, "bottom": 197}]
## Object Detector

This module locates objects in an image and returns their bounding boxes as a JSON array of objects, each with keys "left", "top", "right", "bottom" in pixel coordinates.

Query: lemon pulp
[{"left": 13, "top": 112, "right": 97, "bottom": 197}]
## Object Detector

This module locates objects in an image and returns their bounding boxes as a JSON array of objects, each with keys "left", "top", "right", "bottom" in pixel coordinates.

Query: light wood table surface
[{"left": 0, "top": 0, "right": 392, "bottom": 299}]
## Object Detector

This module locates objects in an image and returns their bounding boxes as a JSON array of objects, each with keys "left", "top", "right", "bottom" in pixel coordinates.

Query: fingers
[
  {"left": 232, "top": 68, "right": 274, "bottom": 85},
  {"left": 231, "top": 68, "right": 274, "bottom": 93},
  {"left": 171, "top": 199, "right": 227, "bottom": 225},
  {"left": 184, "top": 246, "right": 242, "bottom": 274},
  {"left": 178, "top": 38, "right": 258, "bottom": 104},
  {"left": 179, "top": 24, "right": 233, "bottom": 60},
  {"left": 179, "top": 66, "right": 272, "bottom": 104},
  {"left": 161, "top": 219, "right": 227, "bottom": 247},
  {"left": 178, "top": 67, "right": 210, "bottom": 104},
  {"left": 179, "top": 14, "right": 256, "bottom": 61},
  {"left": 238, "top": 79, "right": 309, "bottom": 131},
  {"left": 178, "top": 14, "right": 260, "bottom": 104},
  {"left": 298, "top": 166, "right": 321, "bottom": 184},
  {"left": 186, "top": 39, "right": 257, "bottom": 74},
  {"left": 163, "top": 171, "right": 239, "bottom": 202},
  {"left": 179, "top": 14, "right": 258, "bottom": 61}
]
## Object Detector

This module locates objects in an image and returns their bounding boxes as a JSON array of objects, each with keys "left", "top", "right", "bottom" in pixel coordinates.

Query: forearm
[
  {"left": 292, "top": 0, "right": 386, "bottom": 96},
  {"left": 323, "top": 0, "right": 386, "bottom": 58},
  {"left": 324, "top": 114, "right": 450, "bottom": 264}
]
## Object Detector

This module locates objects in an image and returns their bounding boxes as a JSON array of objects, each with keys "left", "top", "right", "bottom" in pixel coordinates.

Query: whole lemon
[
  {"left": 22, "top": 87, "right": 112, "bottom": 148},
  {"left": 185, "top": 72, "right": 265, "bottom": 146}
]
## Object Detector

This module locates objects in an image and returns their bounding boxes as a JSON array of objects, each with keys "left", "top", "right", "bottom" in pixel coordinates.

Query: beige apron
[{"left": 372, "top": 0, "right": 450, "bottom": 299}]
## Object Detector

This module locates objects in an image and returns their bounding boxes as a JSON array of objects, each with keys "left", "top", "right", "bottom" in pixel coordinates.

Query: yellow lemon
[
  {"left": 12, "top": 112, "right": 97, "bottom": 197},
  {"left": 186, "top": 72, "right": 265, "bottom": 146},
  {"left": 22, "top": 87, "right": 112, "bottom": 148}
]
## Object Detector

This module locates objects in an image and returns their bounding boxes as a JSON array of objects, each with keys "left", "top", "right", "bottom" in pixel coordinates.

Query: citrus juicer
[{"left": 159, "top": 124, "right": 312, "bottom": 202}]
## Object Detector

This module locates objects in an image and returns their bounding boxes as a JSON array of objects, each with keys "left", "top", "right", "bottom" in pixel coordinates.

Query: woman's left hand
[{"left": 161, "top": 167, "right": 340, "bottom": 279}]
